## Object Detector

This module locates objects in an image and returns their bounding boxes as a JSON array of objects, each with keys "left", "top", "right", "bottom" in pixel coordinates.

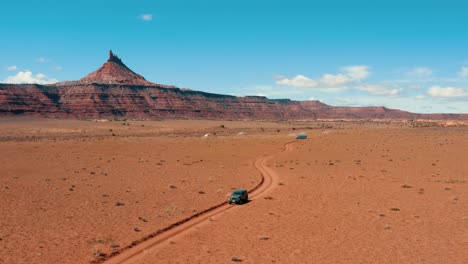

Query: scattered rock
[
  {"left": 115, "top": 201, "right": 125, "bottom": 206},
  {"left": 231, "top": 257, "right": 243, "bottom": 262},
  {"left": 133, "top": 227, "right": 141, "bottom": 232},
  {"left": 390, "top": 208, "right": 400, "bottom": 211},
  {"left": 259, "top": 236, "right": 269, "bottom": 240},
  {"left": 110, "top": 243, "right": 120, "bottom": 249},
  {"left": 95, "top": 250, "right": 107, "bottom": 258}
]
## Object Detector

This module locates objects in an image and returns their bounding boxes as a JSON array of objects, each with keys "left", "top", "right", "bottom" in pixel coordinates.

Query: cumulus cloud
[
  {"left": 458, "top": 67, "right": 468, "bottom": 78},
  {"left": 276, "top": 65, "right": 370, "bottom": 89},
  {"left": 343, "top": 66, "right": 370, "bottom": 80},
  {"left": 276, "top": 75, "right": 318, "bottom": 88},
  {"left": 427, "top": 86, "right": 468, "bottom": 98},
  {"left": 407, "top": 67, "right": 433, "bottom": 78},
  {"left": 3, "top": 71, "right": 58, "bottom": 84},
  {"left": 139, "top": 14, "right": 153, "bottom": 21},
  {"left": 6, "top": 65, "right": 17, "bottom": 71},
  {"left": 355, "top": 84, "right": 402, "bottom": 96}
]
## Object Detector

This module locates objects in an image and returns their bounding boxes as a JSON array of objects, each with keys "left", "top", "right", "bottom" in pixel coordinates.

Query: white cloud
[
  {"left": 407, "top": 84, "right": 422, "bottom": 90},
  {"left": 6, "top": 65, "right": 17, "bottom": 71},
  {"left": 54, "top": 66, "right": 63, "bottom": 71},
  {"left": 415, "top": 94, "right": 427, "bottom": 100},
  {"left": 276, "top": 65, "right": 370, "bottom": 89},
  {"left": 407, "top": 67, "right": 433, "bottom": 78},
  {"left": 276, "top": 75, "right": 318, "bottom": 88},
  {"left": 36, "top": 57, "right": 49, "bottom": 63},
  {"left": 139, "top": 14, "right": 153, "bottom": 21},
  {"left": 320, "top": 73, "right": 351, "bottom": 87},
  {"left": 343, "top": 65, "right": 370, "bottom": 80},
  {"left": 355, "top": 84, "right": 402, "bottom": 96},
  {"left": 458, "top": 67, "right": 468, "bottom": 78},
  {"left": 3, "top": 70, "right": 58, "bottom": 84},
  {"left": 427, "top": 86, "right": 468, "bottom": 98}
]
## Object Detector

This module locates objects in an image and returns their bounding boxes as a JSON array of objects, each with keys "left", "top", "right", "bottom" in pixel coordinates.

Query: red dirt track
[{"left": 102, "top": 141, "right": 296, "bottom": 264}]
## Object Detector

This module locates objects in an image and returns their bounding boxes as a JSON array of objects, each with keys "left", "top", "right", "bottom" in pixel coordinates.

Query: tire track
[{"left": 95, "top": 140, "right": 297, "bottom": 264}]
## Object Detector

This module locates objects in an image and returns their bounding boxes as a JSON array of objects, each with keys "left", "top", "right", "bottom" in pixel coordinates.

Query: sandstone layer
[
  {"left": 1, "top": 83, "right": 467, "bottom": 120},
  {"left": 1, "top": 51, "right": 466, "bottom": 120}
]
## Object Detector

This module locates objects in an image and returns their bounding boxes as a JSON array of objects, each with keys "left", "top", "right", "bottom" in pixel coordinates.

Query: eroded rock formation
[{"left": 1, "top": 51, "right": 466, "bottom": 120}]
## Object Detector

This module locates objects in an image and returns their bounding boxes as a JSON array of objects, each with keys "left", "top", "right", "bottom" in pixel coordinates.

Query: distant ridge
[{"left": 0, "top": 51, "right": 466, "bottom": 120}]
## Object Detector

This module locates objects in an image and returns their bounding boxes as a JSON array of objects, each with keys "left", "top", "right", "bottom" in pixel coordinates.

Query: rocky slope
[{"left": 1, "top": 51, "right": 466, "bottom": 120}]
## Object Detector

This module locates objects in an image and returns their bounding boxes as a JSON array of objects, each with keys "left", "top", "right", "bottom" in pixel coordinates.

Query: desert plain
[{"left": 0, "top": 118, "right": 467, "bottom": 264}]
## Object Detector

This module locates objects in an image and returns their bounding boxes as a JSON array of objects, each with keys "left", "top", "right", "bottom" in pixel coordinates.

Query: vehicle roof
[{"left": 233, "top": 189, "right": 247, "bottom": 194}]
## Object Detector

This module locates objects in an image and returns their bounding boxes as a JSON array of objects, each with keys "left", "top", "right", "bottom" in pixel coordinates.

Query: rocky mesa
[{"left": 0, "top": 51, "right": 466, "bottom": 120}]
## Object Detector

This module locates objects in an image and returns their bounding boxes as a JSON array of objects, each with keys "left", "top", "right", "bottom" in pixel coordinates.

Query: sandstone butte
[{"left": 0, "top": 51, "right": 466, "bottom": 120}]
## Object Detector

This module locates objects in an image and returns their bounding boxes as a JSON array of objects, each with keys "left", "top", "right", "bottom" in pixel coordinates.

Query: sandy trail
[{"left": 103, "top": 141, "right": 296, "bottom": 264}]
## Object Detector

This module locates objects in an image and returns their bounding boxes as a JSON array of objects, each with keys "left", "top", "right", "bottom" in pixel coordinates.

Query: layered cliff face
[
  {"left": 0, "top": 83, "right": 320, "bottom": 118},
  {"left": 1, "top": 51, "right": 466, "bottom": 120},
  {"left": 2, "top": 82, "right": 466, "bottom": 120}
]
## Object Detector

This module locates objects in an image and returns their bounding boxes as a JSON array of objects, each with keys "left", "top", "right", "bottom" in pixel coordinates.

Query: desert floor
[{"left": 0, "top": 118, "right": 467, "bottom": 263}]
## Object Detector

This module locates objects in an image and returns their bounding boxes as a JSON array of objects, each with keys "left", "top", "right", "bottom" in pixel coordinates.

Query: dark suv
[{"left": 228, "top": 189, "right": 248, "bottom": 204}]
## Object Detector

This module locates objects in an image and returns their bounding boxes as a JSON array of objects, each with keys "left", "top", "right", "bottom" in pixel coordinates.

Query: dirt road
[{"left": 102, "top": 141, "right": 296, "bottom": 264}]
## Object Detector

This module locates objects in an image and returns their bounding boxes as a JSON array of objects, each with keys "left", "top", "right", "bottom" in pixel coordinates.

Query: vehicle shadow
[{"left": 229, "top": 199, "right": 251, "bottom": 205}]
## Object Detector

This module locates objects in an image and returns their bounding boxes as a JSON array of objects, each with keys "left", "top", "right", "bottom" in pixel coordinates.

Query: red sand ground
[{"left": 0, "top": 119, "right": 467, "bottom": 263}]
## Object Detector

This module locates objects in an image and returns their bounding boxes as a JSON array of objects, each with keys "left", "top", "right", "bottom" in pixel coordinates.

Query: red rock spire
[
  {"left": 79, "top": 50, "right": 157, "bottom": 86},
  {"left": 107, "top": 50, "right": 125, "bottom": 66}
]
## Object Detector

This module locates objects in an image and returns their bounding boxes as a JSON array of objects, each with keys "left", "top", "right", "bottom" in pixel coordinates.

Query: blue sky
[{"left": 1, "top": 0, "right": 468, "bottom": 113}]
